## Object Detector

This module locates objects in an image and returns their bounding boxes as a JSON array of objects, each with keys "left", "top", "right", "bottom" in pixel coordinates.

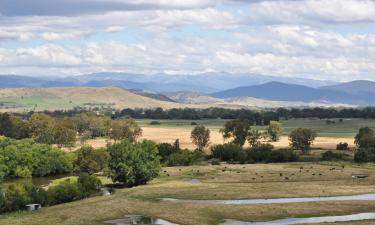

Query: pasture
[{"left": 2, "top": 162, "right": 375, "bottom": 225}]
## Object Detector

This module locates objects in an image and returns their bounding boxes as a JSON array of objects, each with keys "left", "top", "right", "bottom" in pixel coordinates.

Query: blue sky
[{"left": 0, "top": 0, "right": 374, "bottom": 81}]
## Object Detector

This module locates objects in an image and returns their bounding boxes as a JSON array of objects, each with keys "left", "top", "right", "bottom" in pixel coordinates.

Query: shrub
[
  {"left": 48, "top": 180, "right": 81, "bottom": 205},
  {"left": 190, "top": 122, "right": 198, "bottom": 126},
  {"left": 247, "top": 144, "right": 273, "bottom": 163},
  {"left": 354, "top": 148, "right": 375, "bottom": 163},
  {"left": 77, "top": 173, "right": 102, "bottom": 198},
  {"left": 107, "top": 140, "right": 160, "bottom": 187},
  {"left": 166, "top": 150, "right": 204, "bottom": 166},
  {"left": 210, "top": 143, "right": 245, "bottom": 162},
  {"left": 336, "top": 142, "right": 349, "bottom": 151},
  {"left": 157, "top": 143, "right": 180, "bottom": 163},
  {"left": 210, "top": 158, "right": 221, "bottom": 165},
  {"left": 0, "top": 138, "right": 73, "bottom": 178},
  {"left": 149, "top": 121, "right": 161, "bottom": 125},
  {"left": 75, "top": 146, "right": 108, "bottom": 174},
  {"left": 267, "top": 149, "right": 299, "bottom": 163},
  {"left": 321, "top": 151, "right": 347, "bottom": 161}
]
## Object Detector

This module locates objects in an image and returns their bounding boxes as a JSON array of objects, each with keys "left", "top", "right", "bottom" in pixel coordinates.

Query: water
[
  {"left": 221, "top": 212, "right": 375, "bottom": 225},
  {"left": 104, "top": 215, "right": 178, "bottom": 225},
  {"left": 161, "top": 193, "right": 375, "bottom": 205}
]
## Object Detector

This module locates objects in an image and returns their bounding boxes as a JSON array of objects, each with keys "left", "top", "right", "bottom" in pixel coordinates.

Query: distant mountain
[
  {"left": 320, "top": 80, "right": 375, "bottom": 94},
  {"left": 211, "top": 81, "right": 374, "bottom": 105},
  {"left": 0, "top": 75, "right": 47, "bottom": 88},
  {"left": 0, "top": 73, "right": 337, "bottom": 93}
]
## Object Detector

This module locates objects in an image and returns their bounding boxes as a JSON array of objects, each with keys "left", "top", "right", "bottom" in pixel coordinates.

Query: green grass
[{"left": 2, "top": 163, "right": 375, "bottom": 225}]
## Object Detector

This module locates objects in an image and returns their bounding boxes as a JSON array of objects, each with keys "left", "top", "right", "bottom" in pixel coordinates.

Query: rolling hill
[{"left": 0, "top": 87, "right": 186, "bottom": 112}]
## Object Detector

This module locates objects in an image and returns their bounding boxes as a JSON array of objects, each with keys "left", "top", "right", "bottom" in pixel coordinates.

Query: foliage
[
  {"left": 0, "top": 138, "right": 72, "bottom": 178},
  {"left": 107, "top": 140, "right": 160, "bottom": 186},
  {"left": 221, "top": 119, "right": 252, "bottom": 146},
  {"left": 109, "top": 119, "right": 142, "bottom": 143},
  {"left": 247, "top": 144, "right": 274, "bottom": 163},
  {"left": 247, "top": 129, "right": 264, "bottom": 147},
  {"left": 267, "top": 121, "right": 283, "bottom": 142},
  {"left": 149, "top": 121, "right": 161, "bottom": 125},
  {"left": 75, "top": 146, "right": 108, "bottom": 174},
  {"left": 48, "top": 174, "right": 102, "bottom": 205},
  {"left": 77, "top": 173, "right": 102, "bottom": 198},
  {"left": 157, "top": 142, "right": 180, "bottom": 163},
  {"left": 0, "top": 182, "right": 47, "bottom": 213},
  {"left": 354, "top": 127, "right": 375, "bottom": 148},
  {"left": 210, "top": 143, "right": 246, "bottom": 163},
  {"left": 321, "top": 151, "right": 347, "bottom": 161},
  {"left": 190, "top": 125, "right": 210, "bottom": 151},
  {"left": 289, "top": 128, "right": 317, "bottom": 154},
  {"left": 354, "top": 148, "right": 375, "bottom": 163},
  {"left": 267, "top": 149, "right": 298, "bottom": 163},
  {"left": 166, "top": 150, "right": 204, "bottom": 166},
  {"left": 336, "top": 142, "right": 349, "bottom": 151}
]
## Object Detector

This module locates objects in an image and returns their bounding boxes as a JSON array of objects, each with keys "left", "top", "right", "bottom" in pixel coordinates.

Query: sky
[{"left": 0, "top": 0, "right": 375, "bottom": 81}]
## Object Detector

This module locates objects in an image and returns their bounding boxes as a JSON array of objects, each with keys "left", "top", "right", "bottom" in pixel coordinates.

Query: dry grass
[
  {"left": 2, "top": 163, "right": 375, "bottom": 225},
  {"left": 68, "top": 127, "right": 354, "bottom": 152}
]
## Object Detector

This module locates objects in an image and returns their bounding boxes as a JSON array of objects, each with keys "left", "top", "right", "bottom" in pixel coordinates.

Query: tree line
[{"left": 43, "top": 106, "right": 375, "bottom": 121}]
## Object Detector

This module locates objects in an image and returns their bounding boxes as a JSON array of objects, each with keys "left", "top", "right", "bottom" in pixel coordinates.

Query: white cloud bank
[{"left": 0, "top": 0, "right": 374, "bottom": 81}]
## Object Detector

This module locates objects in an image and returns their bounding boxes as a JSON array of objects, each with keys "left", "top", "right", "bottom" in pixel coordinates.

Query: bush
[
  {"left": 107, "top": 140, "right": 161, "bottom": 187},
  {"left": 157, "top": 143, "right": 180, "bottom": 163},
  {"left": 321, "top": 151, "right": 347, "bottom": 161},
  {"left": 267, "top": 149, "right": 299, "bottom": 163},
  {"left": 48, "top": 180, "right": 81, "bottom": 205},
  {"left": 77, "top": 173, "right": 102, "bottom": 198},
  {"left": 0, "top": 138, "right": 73, "bottom": 178},
  {"left": 0, "top": 182, "right": 47, "bottom": 213},
  {"left": 247, "top": 144, "right": 273, "bottom": 163},
  {"left": 211, "top": 143, "right": 245, "bottom": 163},
  {"left": 210, "top": 158, "right": 221, "bottom": 165},
  {"left": 48, "top": 174, "right": 102, "bottom": 205},
  {"left": 149, "top": 121, "right": 161, "bottom": 125},
  {"left": 75, "top": 146, "right": 108, "bottom": 174},
  {"left": 354, "top": 148, "right": 375, "bottom": 163},
  {"left": 166, "top": 150, "right": 204, "bottom": 166},
  {"left": 336, "top": 142, "right": 349, "bottom": 151}
]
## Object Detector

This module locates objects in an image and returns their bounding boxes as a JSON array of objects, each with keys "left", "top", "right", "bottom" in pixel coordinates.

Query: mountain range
[{"left": 0, "top": 73, "right": 374, "bottom": 107}]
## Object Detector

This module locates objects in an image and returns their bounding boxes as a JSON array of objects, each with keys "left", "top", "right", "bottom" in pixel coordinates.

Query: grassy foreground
[{"left": 1, "top": 162, "right": 375, "bottom": 225}]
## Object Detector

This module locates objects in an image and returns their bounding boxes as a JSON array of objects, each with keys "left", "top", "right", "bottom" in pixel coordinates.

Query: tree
[
  {"left": 220, "top": 119, "right": 251, "bottom": 146},
  {"left": 247, "top": 129, "right": 263, "bottom": 147},
  {"left": 53, "top": 122, "right": 77, "bottom": 147},
  {"left": 107, "top": 139, "right": 160, "bottom": 187},
  {"left": 190, "top": 125, "right": 210, "bottom": 151},
  {"left": 355, "top": 127, "right": 375, "bottom": 148},
  {"left": 267, "top": 121, "right": 283, "bottom": 142},
  {"left": 75, "top": 146, "right": 108, "bottom": 174},
  {"left": 29, "top": 113, "right": 55, "bottom": 144},
  {"left": 289, "top": 128, "right": 317, "bottom": 154},
  {"left": 109, "top": 119, "right": 142, "bottom": 143}
]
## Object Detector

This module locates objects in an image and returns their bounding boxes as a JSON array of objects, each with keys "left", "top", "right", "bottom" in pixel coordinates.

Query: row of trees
[
  {"left": 45, "top": 106, "right": 375, "bottom": 121},
  {"left": 0, "top": 112, "right": 142, "bottom": 147}
]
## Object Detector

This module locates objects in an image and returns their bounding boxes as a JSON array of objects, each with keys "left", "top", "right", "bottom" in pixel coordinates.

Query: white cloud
[{"left": 0, "top": 0, "right": 374, "bottom": 81}]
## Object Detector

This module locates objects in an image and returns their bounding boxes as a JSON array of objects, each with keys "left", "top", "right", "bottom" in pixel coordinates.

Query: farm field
[
  {"left": 137, "top": 118, "right": 375, "bottom": 138},
  {"left": 76, "top": 118, "right": 374, "bottom": 151},
  {"left": 2, "top": 162, "right": 375, "bottom": 225}
]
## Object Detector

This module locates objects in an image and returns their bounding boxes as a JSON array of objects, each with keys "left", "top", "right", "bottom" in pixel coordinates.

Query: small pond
[
  {"left": 221, "top": 212, "right": 375, "bottom": 225},
  {"left": 104, "top": 215, "right": 178, "bottom": 225},
  {"left": 161, "top": 193, "right": 375, "bottom": 205}
]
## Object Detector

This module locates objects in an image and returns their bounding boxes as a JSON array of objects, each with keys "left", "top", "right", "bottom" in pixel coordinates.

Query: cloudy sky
[{"left": 0, "top": 0, "right": 374, "bottom": 81}]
